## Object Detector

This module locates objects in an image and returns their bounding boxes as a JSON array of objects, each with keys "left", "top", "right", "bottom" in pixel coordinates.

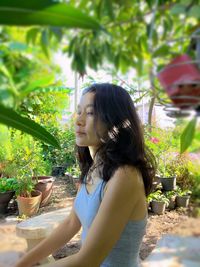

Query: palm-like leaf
[
  {"left": 0, "top": 104, "right": 60, "bottom": 148},
  {"left": 0, "top": 0, "right": 102, "bottom": 30}
]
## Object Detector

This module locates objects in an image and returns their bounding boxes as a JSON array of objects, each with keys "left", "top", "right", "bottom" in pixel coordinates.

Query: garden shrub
[
  {"left": 0, "top": 125, "right": 51, "bottom": 177},
  {"left": 42, "top": 119, "right": 76, "bottom": 172}
]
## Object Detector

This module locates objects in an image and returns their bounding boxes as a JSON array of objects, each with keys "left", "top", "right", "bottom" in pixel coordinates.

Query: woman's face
[{"left": 75, "top": 92, "right": 106, "bottom": 149}]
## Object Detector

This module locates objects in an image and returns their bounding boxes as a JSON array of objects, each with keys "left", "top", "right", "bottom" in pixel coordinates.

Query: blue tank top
[{"left": 74, "top": 179, "right": 147, "bottom": 267}]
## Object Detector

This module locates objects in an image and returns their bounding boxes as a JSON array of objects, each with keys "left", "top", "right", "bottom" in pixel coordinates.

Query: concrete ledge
[
  {"left": 16, "top": 207, "right": 71, "bottom": 264},
  {"left": 16, "top": 207, "right": 71, "bottom": 240},
  {"left": 142, "top": 234, "right": 200, "bottom": 267}
]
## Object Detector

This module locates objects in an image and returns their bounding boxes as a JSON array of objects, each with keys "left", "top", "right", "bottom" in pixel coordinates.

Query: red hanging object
[{"left": 157, "top": 54, "right": 200, "bottom": 109}]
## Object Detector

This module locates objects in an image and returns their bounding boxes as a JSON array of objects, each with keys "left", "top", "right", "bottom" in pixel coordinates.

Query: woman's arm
[
  {"left": 39, "top": 166, "right": 145, "bottom": 267},
  {"left": 15, "top": 206, "right": 81, "bottom": 267}
]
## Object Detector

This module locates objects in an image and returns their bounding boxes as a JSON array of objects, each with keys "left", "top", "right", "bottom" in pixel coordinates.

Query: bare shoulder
[
  {"left": 110, "top": 165, "right": 143, "bottom": 186},
  {"left": 105, "top": 165, "right": 145, "bottom": 195}
]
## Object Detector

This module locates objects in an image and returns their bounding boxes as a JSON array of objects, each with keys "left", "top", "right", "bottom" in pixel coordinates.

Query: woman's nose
[{"left": 76, "top": 113, "right": 85, "bottom": 126}]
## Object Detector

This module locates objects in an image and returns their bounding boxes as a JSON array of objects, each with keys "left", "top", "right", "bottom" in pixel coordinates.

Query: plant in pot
[
  {"left": 150, "top": 190, "right": 169, "bottom": 215},
  {"left": 15, "top": 172, "right": 42, "bottom": 217},
  {"left": 160, "top": 153, "right": 194, "bottom": 192},
  {"left": 0, "top": 177, "right": 18, "bottom": 214},
  {"left": 157, "top": 160, "right": 177, "bottom": 192},
  {"left": 144, "top": 127, "right": 178, "bottom": 191},
  {"left": 164, "top": 190, "right": 177, "bottom": 210},
  {"left": 176, "top": 186, "right": 192, "bottom": 208}
]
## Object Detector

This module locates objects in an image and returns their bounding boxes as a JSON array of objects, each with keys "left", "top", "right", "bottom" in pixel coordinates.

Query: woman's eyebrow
[
  {"left": 77, "top": 104, "right": 94, "bottom": 110},
  {"left": 86, "top": 104, "right": 94, "bottom": 108}
]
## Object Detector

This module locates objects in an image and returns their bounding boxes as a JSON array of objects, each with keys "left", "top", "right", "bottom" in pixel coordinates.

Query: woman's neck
[{"left": 88, "top": 146, "right": 99, "bottom": 161}]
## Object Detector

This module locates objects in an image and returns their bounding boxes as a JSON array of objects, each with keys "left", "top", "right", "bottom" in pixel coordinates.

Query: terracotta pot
[
  {"left": 176, "top": 195, "right": 190, "bottom": 208},
  {"left": 159, "top": 176, "right": 176, "bottom": 191},
  {"left": 33, "top": 176, "right": 55, "bottom": 207},
  {"left": 17, "top": 190, "right": 42, "bottom": 216},
  {"left": 157, "top": 54, "right": 200, "bottom": 108},
  {"left": 0, "top": 191, "right": 15, "bottom": 214},
  {"left": 151, "top": 201, "right": 166, "bottom": 215}
]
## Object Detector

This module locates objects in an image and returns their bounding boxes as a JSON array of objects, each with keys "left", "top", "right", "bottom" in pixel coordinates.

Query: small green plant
[
  {"left": 164, "top": 190, "right": 177, "bottom": 199},
  {"left": 0, "top": 177, "right": 18, "bottom": 193},
  {"left": 176, "top": 186, "right": 192, "bottom": 197},
  {"left": 15, "top": 176, "right": 36, "bottom": 198},
  {"left": 0, "top": 127, "right": 51, "bottom": 178},
  {"left": 66, "top": 163, "right": 81, "bottom": 178},
  {"left": 148, "top": 190, "right": 169, "bottom": 205}
]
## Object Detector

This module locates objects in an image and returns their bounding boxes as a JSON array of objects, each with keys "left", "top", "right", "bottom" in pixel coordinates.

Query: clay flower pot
[
  {"left": 17, "top": 190, "right": 42, "bottom": 216},
  {"left": 33, "top": 176, "right": 55, "bottom": 207}
]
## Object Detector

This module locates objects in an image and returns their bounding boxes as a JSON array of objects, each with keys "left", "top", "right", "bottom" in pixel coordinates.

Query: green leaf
[
  {"left": 170, "top": 4, "right": 186, "bottom": 15},
  {"left": 50, "top": 27, "right": 63, "bottom": 42},
  {"left": 0, "top": 104, "right": 60, "bottom": 148},
  {"left": 0, "top": 0, "right": 102, "bottom": 30},
  {"left": 20, "top": 75, "right": 55, "bottom": 96},
  {"left": 32, "top": 85, "right": 73, "bottom": 94},
  {"left": 180, "top": 117, "right": 197, "bottom": 153},
  {"left": 26, "top": 27, "right": 40, "bottom": 44},
  {"left": 153, "top": 44, "right": 170, "bottom": 57},
  {"left": 188, "top": 5, "right": 200, "bottom": 19},
  {"left": 105, "top": 0, "right": 115, "bottom": 20},
  {"left": 40, "top": 29, "right": 50, "bottom": 58},
  {"left": 0, "top": 64, "right": 13, "bottom": 80}
]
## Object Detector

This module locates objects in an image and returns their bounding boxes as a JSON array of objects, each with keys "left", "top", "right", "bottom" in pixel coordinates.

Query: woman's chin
[{"left": 75, "top": 140, "right": 88, "bottom": 147}]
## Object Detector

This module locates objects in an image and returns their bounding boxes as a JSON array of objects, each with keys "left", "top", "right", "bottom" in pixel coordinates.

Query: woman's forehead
[{"left": 78, "top": 92, "right": 95, "bottom": 107}]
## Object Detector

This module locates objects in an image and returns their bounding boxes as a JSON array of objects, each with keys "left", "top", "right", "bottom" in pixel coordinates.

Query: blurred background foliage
[{"left": 0, "top": 0, "right": 200, "bottom": 201}]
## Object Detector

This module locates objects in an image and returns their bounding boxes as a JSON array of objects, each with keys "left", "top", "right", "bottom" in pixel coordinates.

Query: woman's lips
[{"left": 76, "top": 132, "right": 86, "bottom": 135}]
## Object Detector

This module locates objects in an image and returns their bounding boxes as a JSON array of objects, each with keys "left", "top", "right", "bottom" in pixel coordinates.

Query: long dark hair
[{"left": 76, "top": 83, "right": 155, "bottom": 195}]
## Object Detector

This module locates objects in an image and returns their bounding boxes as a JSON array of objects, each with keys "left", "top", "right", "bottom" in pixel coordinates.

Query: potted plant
[
  {"left": 15, "top": 174, "right": 42, "bottom": 217},
  {"left": 0, "top": 177, "right": 17, "bottom": 214},
  {"left": 157, "top": 152, "right": 178, "bottom": 191},
  {"left": 145, "top": 128, "right": 178, "bottom": 191},
  {"left": 157, "top": 161, "right": 177, "bottom": 191},
  {"left": 176, "top": 187, "right": 192, "bottom": 208},
  {"left": 150, "top": 190, "right": 169, "bottom": 215},
  {"left": 164, "top": 190, "right": 177, "bottom": 210}
]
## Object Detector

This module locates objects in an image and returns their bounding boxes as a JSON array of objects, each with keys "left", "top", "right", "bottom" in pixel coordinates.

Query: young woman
[{"left": 15, "top": 83, "right": 155, "bottom": 267}]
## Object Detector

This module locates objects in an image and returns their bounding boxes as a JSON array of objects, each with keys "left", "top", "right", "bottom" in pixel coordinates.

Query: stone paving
[{"left": 0, "top": 217, "right": 27, "bottom": 267}]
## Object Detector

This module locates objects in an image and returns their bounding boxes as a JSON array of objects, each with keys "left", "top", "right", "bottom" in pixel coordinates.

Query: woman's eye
[{"left": 87, "top": 111, "right": 94, "bottom": 115}]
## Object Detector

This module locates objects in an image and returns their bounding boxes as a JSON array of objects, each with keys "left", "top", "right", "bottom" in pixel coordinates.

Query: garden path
[{"left": 0, "top": 176, "right": 199, "bottom": 266}]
